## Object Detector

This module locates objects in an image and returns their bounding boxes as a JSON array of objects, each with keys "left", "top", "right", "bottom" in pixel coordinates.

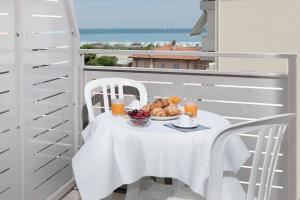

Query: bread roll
[
  {"left": 151, "top": 108, "right": 167, "bottom": 117},
  {"left": 164, "top": 105, "right": 181, "bottom": 116}
]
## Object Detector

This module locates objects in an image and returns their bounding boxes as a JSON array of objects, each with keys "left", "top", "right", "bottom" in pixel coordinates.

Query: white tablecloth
[{"left": 72, "top": 110, "right": 250, "bottom": 200}]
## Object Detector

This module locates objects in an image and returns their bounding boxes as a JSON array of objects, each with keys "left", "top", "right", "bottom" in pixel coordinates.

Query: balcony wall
[{"left": 217, "top": 1, "right": 300, "bottom": 198}]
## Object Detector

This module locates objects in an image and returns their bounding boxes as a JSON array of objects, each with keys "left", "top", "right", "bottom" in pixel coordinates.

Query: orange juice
[
  {"left": 184, "top": 102, "right": 198, "bottom": 117},
  {"left": 112, "top": 99, "right": 125, "bottom": 115}
]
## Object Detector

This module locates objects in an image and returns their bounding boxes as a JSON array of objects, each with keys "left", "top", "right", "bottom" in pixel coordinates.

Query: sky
[{"left": 74, "top": 0, "right": 202, "bottom": 29}]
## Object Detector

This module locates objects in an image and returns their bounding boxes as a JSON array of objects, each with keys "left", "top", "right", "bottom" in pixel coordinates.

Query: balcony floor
[{"left": 61, "top": 190, "right": 125, "bottom": 200}]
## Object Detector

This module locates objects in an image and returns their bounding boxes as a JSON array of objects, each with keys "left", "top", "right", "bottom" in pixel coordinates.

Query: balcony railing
[
  {"left": 79, "top": 49, "right": 297, "bottom": 200},
  {"left": 0, "top": 0, "right": 297, "bottom": 199}
]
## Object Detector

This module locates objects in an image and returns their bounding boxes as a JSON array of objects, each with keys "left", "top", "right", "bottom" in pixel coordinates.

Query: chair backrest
[
  {"left": 206, "top": 113, "right": 295, "bottom": 200},
  {"left": 84, "top": 78, "right": 148, "bottom": 121}
]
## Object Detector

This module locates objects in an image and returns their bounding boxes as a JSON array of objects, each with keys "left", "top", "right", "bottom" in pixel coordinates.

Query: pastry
[
  {"left": 149, "top": 98, "right": 170, "bottom": 110},
  {"left": 160, "top": 98, "right": 170, "bottom": 108},
  {"left": 150, "top": 108, "right": 167, "bottom": 117},
  {"left": 143, "top": 104, "right": 151, "bottom": 112},
  {"left": 164, "top": 105, "right": 181, "bottom": 116},
  {"left": 143, "top": 97, "right": 181, "bottom": 116}
]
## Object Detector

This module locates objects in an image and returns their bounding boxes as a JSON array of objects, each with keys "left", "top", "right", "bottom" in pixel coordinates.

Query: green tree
[
  {"left": 84, "top": 53, "right": 96, "bottom": 64},
  {"left": 87, "top": 56, "right": 118, "bottom": 66},
  {"left": 142, "top": 43, "right": 156, "bottom": 50},
  {"left": 80, "top": 44, "right": 94, "bottom": 49}
]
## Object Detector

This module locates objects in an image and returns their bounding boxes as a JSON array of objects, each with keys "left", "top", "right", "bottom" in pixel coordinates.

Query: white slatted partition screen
[
  {"left": 22, "top": 0, "right": 78, "bottom": 199},
  {"left": 0, "top": 1, "right": 18, "bottom": 200},
  {"left": 82, "top": 61, "right": 296, "bottom": 200},
  {"left": 0, "top": 0, "right": 79, "bottom": 199}
]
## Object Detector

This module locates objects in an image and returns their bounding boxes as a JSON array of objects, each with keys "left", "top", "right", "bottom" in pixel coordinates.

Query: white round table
[{"left": 73, "top": 110, "right": 250, "bottom": 200}]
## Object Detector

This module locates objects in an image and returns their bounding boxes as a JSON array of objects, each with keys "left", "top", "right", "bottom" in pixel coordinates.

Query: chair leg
[{"left": 125, "top": 180, "right": 141, "bottom": 200}]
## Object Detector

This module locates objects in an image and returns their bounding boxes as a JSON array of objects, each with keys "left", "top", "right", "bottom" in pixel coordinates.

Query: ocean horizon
[{"left": 79, "top": 28, "right": 204, "bottom": 44}]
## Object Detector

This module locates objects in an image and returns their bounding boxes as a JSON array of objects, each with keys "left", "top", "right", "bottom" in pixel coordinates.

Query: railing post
[
  {"left": 78, "top": 53, "right": 85, "bottom": 148},
  {"left": 287, "top": 55, "right": 297, "bottom": 200},
  {"left": 63, "top": 0, "right": 81, "bottom": 152},
  {"left": 15, "top": 0, "right": 25, "bottom": 198}
]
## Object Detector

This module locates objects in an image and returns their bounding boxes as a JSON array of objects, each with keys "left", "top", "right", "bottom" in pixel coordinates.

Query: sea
[{"left": 80, "top": 28, "right": 203, "bottom": 46}]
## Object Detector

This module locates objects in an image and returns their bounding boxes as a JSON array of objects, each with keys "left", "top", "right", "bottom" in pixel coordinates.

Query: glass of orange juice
[
  {"left": 184, "top": 100, "right": 198, "bottom": 117},
  {"left": 111, "top": 99, "right": 125, "bottom": 115}
]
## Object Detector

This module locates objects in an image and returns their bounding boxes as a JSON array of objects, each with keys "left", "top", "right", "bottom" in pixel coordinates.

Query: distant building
[
  {"left": 129, "top": 41, "right": 209, "bottom": 70},
  {"left": 190, "top": 0, "right": 215, "bottom": 52},
  {"left": 130, "top": 42, "right": 143, "bottom": 49}
]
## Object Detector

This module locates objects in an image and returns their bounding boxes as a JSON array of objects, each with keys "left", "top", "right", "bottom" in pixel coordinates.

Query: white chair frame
[
  {"left": 84, "top": 78, "right": 149, "bottom": 200},
  {"left": 84, "top": 77, "right": 148, "bottom": 121},
  {"left": 207, "top": 113, "right": 295, "bottom": 200}
]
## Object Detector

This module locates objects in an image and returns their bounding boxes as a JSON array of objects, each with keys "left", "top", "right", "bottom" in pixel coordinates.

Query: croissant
[
  {"left": 167, "top": 98, "right": 173, "bottom": 105},
  {"left": 161, "top": 99, "right": 170, "bottom": 108},
  {"left": 151, "top": 108, "right": 167, "bottom": 117},
  {"left": 164, "top": 105, "right": 181, "bottom": 116},
  {"left": 143, "top": 104, "right": 151, "bottom": 112},
  {"left": 149, "top": 98, "right": 170, "bottom": 110}
]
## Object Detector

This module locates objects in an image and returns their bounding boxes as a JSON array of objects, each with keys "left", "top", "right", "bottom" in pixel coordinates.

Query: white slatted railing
[
  {"left": 0, "top": 0, "right": 79, "bottom": 199},
  {"left": 22, "top": 0, "right": 79, "bottom": 199},
  {"left": 0, "top": 1, "right": 18, "bottom": 200},
  {"left": 80, "top": 50, "right": 297, "bottom": 200}
]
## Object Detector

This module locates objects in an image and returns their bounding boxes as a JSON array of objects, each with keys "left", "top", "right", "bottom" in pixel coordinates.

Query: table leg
[{"left": 125, "top": 180, "right": 141, "bottom": 200}]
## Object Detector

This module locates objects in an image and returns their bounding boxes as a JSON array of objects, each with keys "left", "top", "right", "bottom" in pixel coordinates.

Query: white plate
[
  {"left": 172, "top": 121, "right": 199, "bottom": 129},
  {"left": 151, "top": 115, "right": 179, "bottom": 121}
]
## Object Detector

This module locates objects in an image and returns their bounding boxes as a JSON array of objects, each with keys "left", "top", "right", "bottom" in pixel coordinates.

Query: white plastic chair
[
  {"left": 84, "top": 77, "right": 148, "bottom": 121},
  {"left": 84, "top": 78, "right": 152, "bottom": 200},
  {"left": 167, "top": 113, "right": 295, "bottom": 200}
]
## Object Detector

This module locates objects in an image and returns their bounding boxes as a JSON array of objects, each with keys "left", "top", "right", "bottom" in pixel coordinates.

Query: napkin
[{"left": 164, "top": 123, "right": 210, "bottom": 133}]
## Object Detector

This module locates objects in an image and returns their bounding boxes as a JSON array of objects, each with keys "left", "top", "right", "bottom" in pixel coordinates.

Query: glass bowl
[{"left": 128, "top": 116, "right": 151, "bottom": 127}]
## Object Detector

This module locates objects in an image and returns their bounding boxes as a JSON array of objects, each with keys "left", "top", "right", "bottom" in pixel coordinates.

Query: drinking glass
[
  {"left": 184, "top": 100, "right": 198, "bottom": 117},
  {"left": 111, "top": 99, "right": 125, "bottom": 115}
]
